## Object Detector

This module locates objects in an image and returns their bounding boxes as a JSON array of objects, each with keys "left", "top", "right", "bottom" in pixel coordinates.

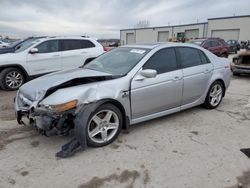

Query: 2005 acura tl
[{"left": 15, "top": 43, "right": 231, "bottom": 157}]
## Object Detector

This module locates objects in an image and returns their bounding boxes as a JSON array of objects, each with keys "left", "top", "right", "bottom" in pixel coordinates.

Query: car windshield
[
  {"left": 8, "top": 40, "right": 22, "bottom": 48},
  {"left": 15, "top": 38, "right": 40, "bottom": 53},
  {"left": 190, "top": 40, "right": 203, "bottom": 46},
  {"left": 84, "top": 47, "right": 150, "bottom": 75}
]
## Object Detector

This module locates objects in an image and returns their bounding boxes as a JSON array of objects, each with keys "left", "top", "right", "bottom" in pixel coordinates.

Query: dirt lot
[{"left": 0, "top": 76, "right": 250, "bottom": 188}]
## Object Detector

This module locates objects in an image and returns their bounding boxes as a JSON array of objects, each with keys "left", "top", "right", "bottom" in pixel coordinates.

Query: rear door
[
  {"left": 26, "top": 40, "right": 61, "bottom": 75},
  {"left": 177, "top": 47, "right": 213, "bottom": 106},
  {"left": 60, "top": 39, "right": 96, "bottom": 70},
  {"left": 131, "top": 48, "right": 183, "bottom": 119}
]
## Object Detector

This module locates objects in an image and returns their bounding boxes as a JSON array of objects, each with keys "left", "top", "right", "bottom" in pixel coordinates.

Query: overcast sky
[{"left": 0, "top": 0, "right": 249, "bottom": 39}]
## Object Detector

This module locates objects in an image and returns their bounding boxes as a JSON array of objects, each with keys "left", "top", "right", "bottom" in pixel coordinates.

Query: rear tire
[
  {"left": 203, "top": 81, "right": 224, "bottom": 109},
  {"left": 0, "top": 68, "right": 25, "bottom": 90}
]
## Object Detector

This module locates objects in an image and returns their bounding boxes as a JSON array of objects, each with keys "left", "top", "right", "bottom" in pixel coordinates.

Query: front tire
[
  {"left": 203, "top": 81, "right": 224, "bottom": 109},
  {"left": 0, "top": 68, "right": 25, "bottom": 90},
  {"left": 86, "top": 103, "right": 122, "bottom": 147}
]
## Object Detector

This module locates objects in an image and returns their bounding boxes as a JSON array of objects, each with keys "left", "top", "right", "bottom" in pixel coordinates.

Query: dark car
[
  {"left": 227, "top": 40, "right": 240, "bottom": 54},
  {"left": 0, "top": 37, "right": 45, "bottom": 55},
  {"left": 190, "top": 38, "right": 230, "bottom": 57},
  {"left": 231, "top": 51, "right": 250, "bottom": 75},
  {"left": 240, "top": 40, "right": 250, "bottom": 50}
]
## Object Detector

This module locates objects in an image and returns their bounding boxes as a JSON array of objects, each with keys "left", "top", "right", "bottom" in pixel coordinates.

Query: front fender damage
[
  {"left": 55, "top": 101, "right": 104, "bottom": 158},
  {"left": 16, "top": 75, "right": 130, "bottom": 158}
]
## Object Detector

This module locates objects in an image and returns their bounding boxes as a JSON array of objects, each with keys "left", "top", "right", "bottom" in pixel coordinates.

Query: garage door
[
  {"left": 126, "top": 33, "right": 135, "bottom": 44},
  {"left": 185, "top": 29, "right": 199, "bottom": 39},
  {"left": 211, "top": 29, "right": 240, "bottom": 41},
  {"left": 157, "top": 31, "right": 169, "bottom": 42}
]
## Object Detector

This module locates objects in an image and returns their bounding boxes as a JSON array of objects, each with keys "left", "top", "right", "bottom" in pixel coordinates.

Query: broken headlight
[{"left": 47, "top": 100, "right": 78, "bottom": 113}]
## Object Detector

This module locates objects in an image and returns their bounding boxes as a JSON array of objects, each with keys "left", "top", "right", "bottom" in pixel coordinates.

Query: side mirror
[
  {"left": 141, "top": 69, "right": 157, "bottom": 78},
  {"left": 134, "top": 69, "right": 157, "bottom": 81},
  {"left": 29, "top": 48, "right": 38, "bottom": 54}
]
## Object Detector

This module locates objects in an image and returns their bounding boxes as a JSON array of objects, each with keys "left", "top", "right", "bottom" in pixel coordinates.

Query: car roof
[
  {"left": 191, "top": 39, "right": 206, "bottom": 42},
  {"left": 36, "top": 36, "right": 97, "bottom": 42},
  {"left": 122, "top": 42, "right": 203, "bottom": 50}
]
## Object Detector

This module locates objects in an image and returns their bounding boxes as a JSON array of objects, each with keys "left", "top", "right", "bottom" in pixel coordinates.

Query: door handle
[
  {"left": 173, "top": 76, "right": 181, "bottom": 81},
  {"left": 81, "top": 51, "right": 87, "bottom": 54},
  {"left": 204, "top": 69, "right": 210, "bottom": 73},
  {"left": 52, "top": 54, "right": 60, "bottom": 57}
]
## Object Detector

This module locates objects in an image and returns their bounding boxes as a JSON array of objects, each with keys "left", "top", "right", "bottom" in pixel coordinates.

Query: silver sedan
[{"left": 15, "top": 43, "right": 231, "bottom": 157}]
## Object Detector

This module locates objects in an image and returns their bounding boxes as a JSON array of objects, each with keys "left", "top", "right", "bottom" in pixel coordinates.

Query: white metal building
[{"left": 120, "top": 15, "right": 250, "bottom": 45}]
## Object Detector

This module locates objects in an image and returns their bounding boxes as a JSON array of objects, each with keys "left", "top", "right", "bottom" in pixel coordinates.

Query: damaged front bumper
[
  {"left": 15, "top": 91, "right": 76, "bottom": 136},
  {"left": 232, "top": 65, "right": 250, "bottom": 74},
  {"left": 16, "top": 108, "right": 75, "bottom": 136}
]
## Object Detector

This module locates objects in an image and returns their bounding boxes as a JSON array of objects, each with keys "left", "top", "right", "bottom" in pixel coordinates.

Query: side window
[
  {"left": 36, "top": 40, "right": 59, "bottom": 53},
  {"left": 81, "top": 40, "right": 95, "bottom": 48},
  {"left": 203, "top": 41, "right": 210, "bottom": 48},
  {"left": 211, "top": 41, "right": 220, "bottom": 47},
  {"left": 143, "top": 48, "right": 177, "bottom": 74},
  {"left": 178, "top": 47, "right": 202, "bottom": 68},
  {"left": 198, "top": 50, "right": 210, "bottom": 64},
  {"left": 62, "top": 40, "right": 82, "bottom": 51}
]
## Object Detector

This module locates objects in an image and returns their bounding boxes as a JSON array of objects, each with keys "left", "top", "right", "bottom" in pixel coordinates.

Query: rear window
[
  {"left": 81, "top": 40, "right": 95, "bottom": 48},
  {"left": 61, "top": 39, "right": 95, "bottom": 51},
  {"left": 190, "top": 40, "right": 203, "bottom": 46},
  {"left": 198, "top": 50, "right": 210, "bottom": 64}
]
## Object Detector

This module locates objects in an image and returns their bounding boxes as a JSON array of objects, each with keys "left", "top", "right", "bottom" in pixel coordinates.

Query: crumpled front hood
[{"left": 19, "top": 68, "right": 112, "bottom": 101}]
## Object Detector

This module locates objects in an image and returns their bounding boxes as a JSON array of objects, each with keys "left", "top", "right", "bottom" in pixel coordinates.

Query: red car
[{"left": 190, "top": 38, "right": 230, "bottom": 57}]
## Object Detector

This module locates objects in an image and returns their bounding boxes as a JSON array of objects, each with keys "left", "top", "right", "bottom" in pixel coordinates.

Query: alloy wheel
[
  {"left": 5, "top": 71, "right": 23, "bottom": 89},
  {"left": 209, "top": 84, "right": 223, "bottom": 107},
  {"left": 87, "top": 110, "right": 120, "bottom": 144}
]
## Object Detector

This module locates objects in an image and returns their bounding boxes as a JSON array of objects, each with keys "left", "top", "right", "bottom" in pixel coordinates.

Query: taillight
[{"left": 103, "top": 46, "right": 108, "bottom": 52}]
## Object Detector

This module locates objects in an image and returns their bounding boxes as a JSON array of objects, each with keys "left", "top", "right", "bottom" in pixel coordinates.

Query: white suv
[{"left": 0, "top": 37, "right": 105, "bottom": 90}]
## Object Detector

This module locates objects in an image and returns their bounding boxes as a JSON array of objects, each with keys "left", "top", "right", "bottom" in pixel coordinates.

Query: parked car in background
[
  {"left": 0, "top": 41, "right": 10, "bottom": 48},
  {"left": 15, "top": 43, "right": 231, "bottom": 157},
  {"left": 231, "top": 51, "right": 250, "bottom": 75},
  {"left": 0, "top": 36, "right": 105, "bottom": 90},
  {"left": 190, "top": 38, "right": 230, "bottom": 57},
  {"left": 0, "top": 37, "right": 45, "bottom": 55},
  {"left": 240, "top": 40, "right": 250, "bottom": 50},
  {"left": 227, "top": 40, "right": 240, "bottom": 54}
]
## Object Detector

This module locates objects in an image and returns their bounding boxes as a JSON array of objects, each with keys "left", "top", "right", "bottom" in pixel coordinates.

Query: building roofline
[
  {"left": 208, "top": 15, "right": 250, "bottom": 20},
  {"left": 120, "top": 22, "right": 208, "bottom": 31},
  {"left": 121, "top": 14, "right": 250, "bottom": 32}
]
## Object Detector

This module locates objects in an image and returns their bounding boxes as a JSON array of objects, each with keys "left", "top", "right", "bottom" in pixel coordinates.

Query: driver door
[
  {"left": 26, "top": 40, "right": 62, "bottom": 76},
  {"left": 131, "top": 48, "right": 183, "bottom": 120}
]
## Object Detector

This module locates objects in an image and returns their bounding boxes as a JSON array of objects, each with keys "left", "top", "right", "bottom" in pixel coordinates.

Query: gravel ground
[
  {"left": 0, "top": 75, "right": 250, "bottom": 188},
  {"left": 0, "top": 91, "right": 16, "bottom": 121}
]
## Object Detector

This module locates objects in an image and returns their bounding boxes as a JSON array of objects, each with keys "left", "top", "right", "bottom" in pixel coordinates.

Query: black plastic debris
[
  {"left": 56, "top": 138, "right": 81, "bottom": 158},
  {"left": 240, "top": 148, "right": 250, "bottom": 158}
]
